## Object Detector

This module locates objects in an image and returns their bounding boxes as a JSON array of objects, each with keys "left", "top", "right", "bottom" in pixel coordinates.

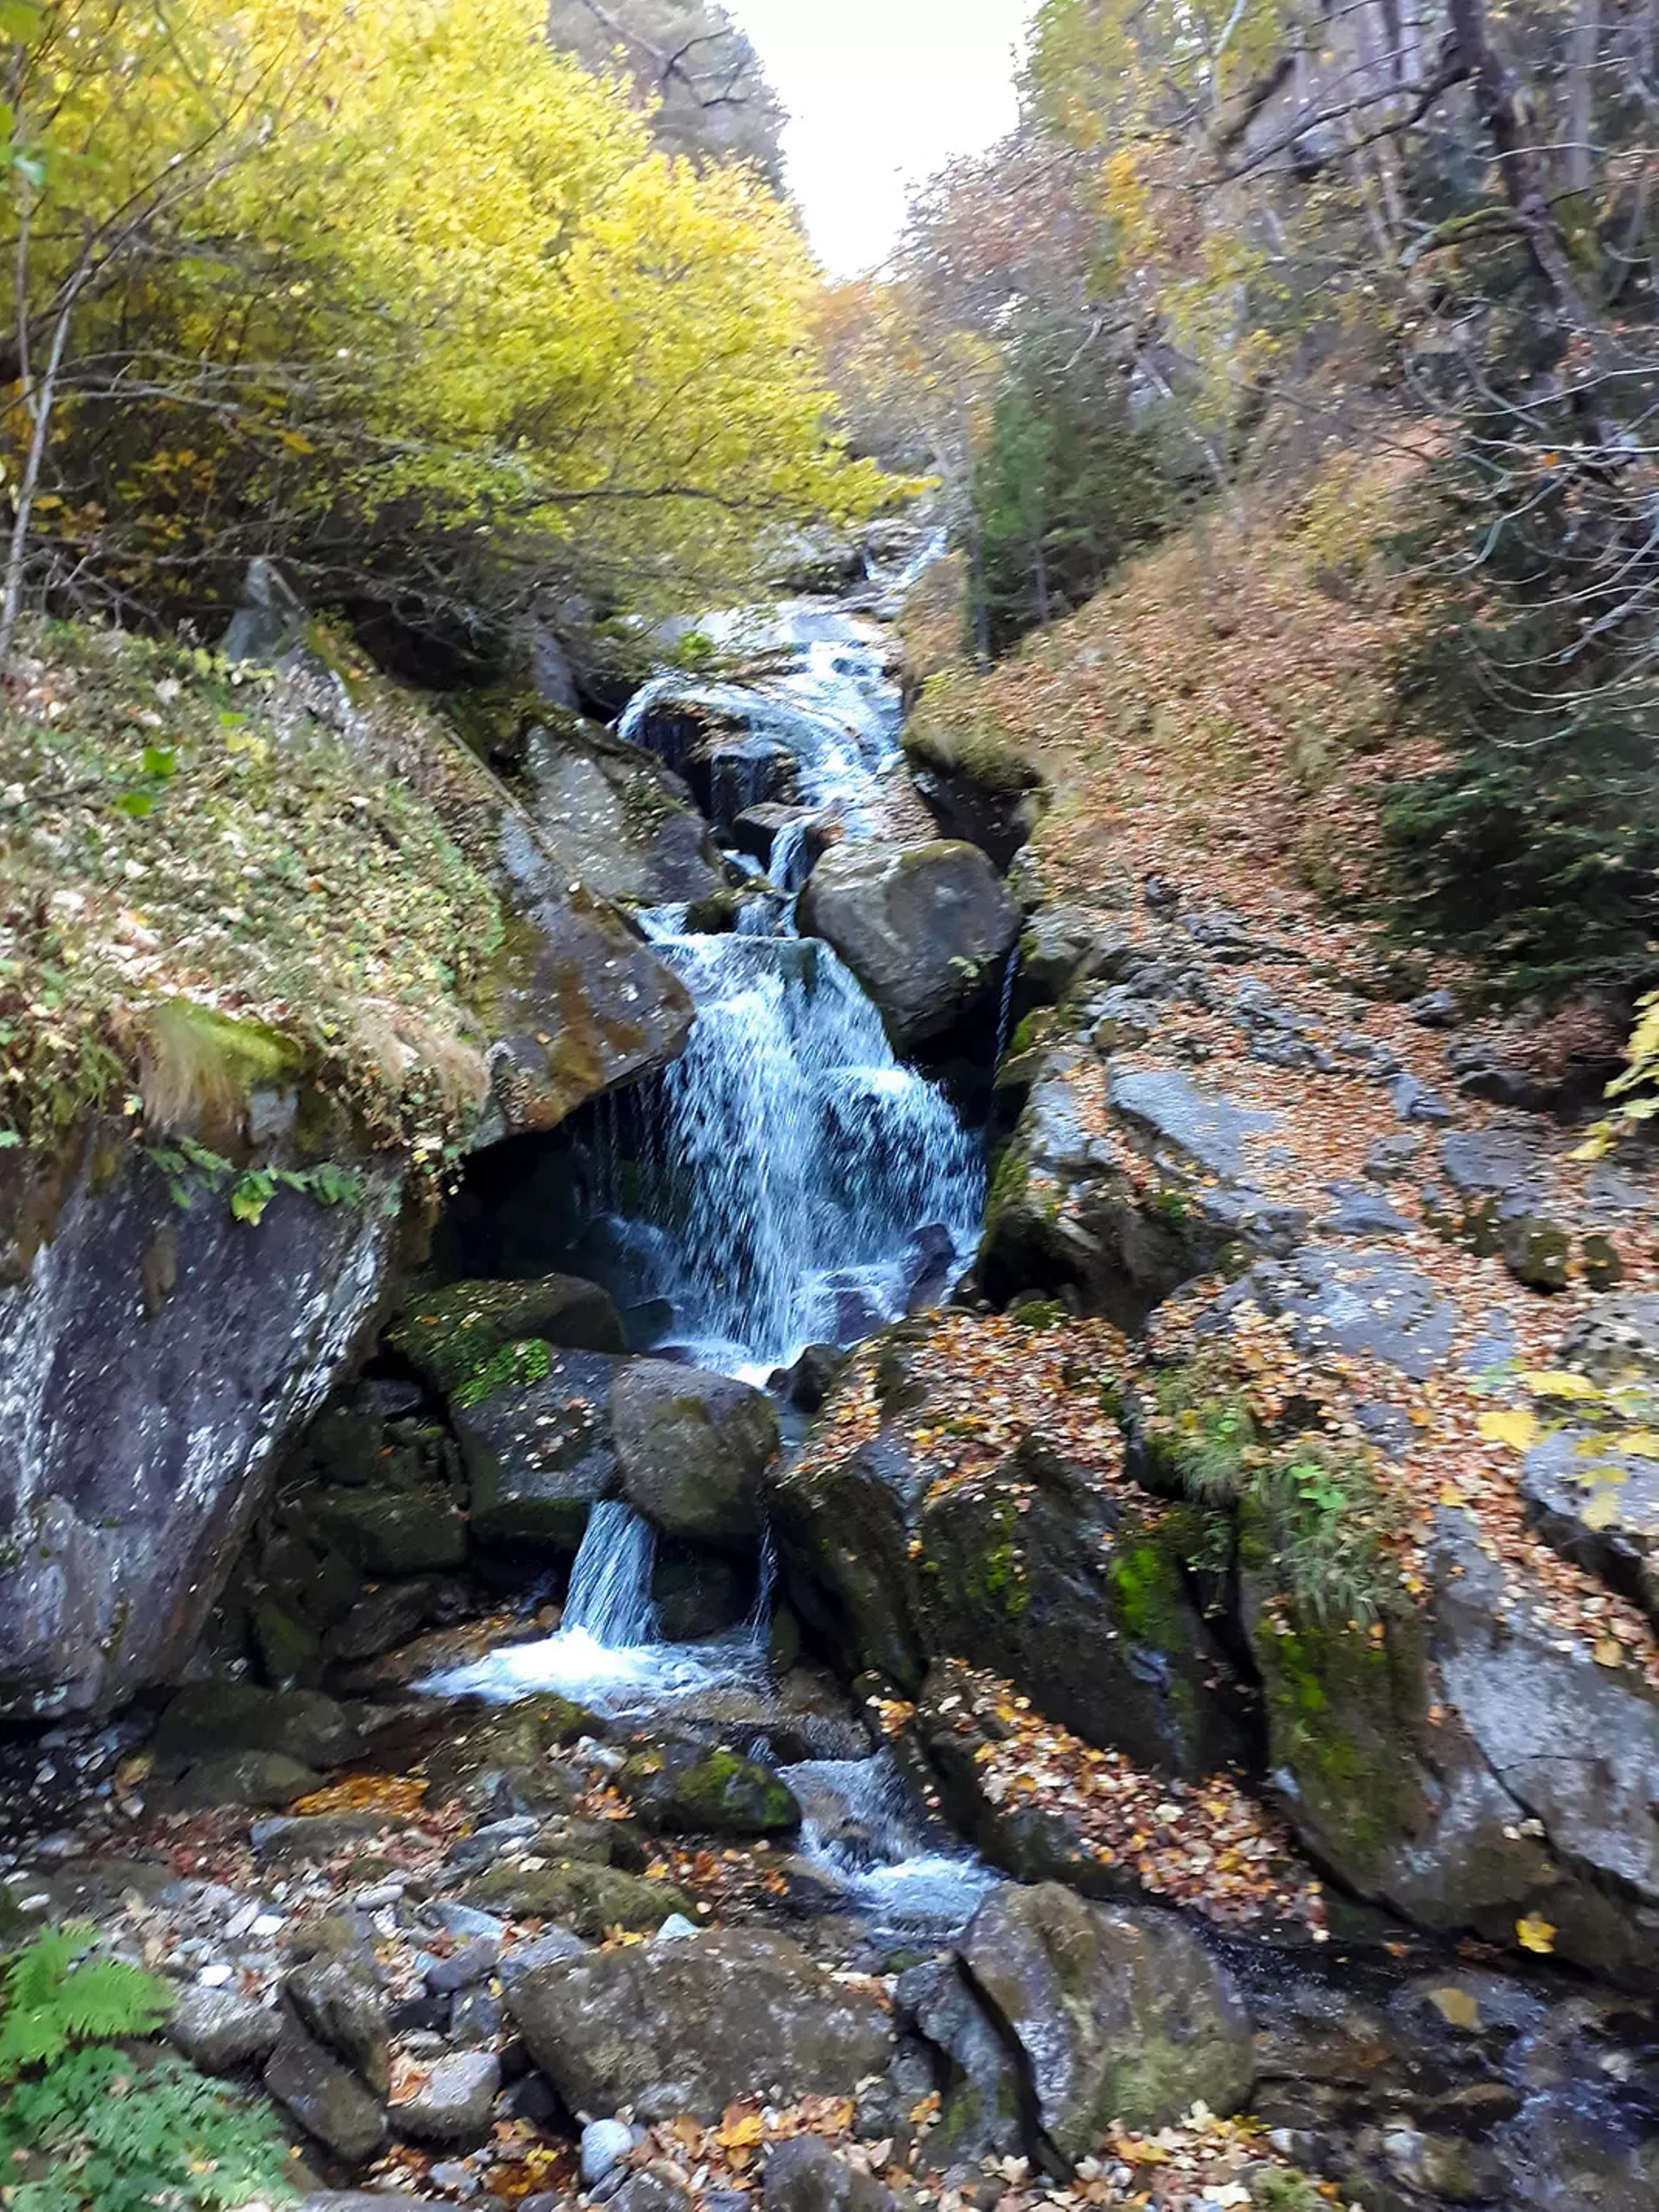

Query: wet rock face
[
  {"left": 0, "top": 1135, "right": 401, "bottom": 1718},
  {"left": 505, "top": 1927, "right": 894, "bottom": 2121},
  {"left": 478, "top": 871, "right": 695, "bottom": 1144},
  {"left": 522, "top": 719, "right": 725, "bottom": 909},
  {"left": 956, "top": 1883, "right": 1254, "bottom": 2169},
  {"left": 611, "top": 1359, "right": 780, "bottom": 1545},
  {"left": 799, "top": 840, "right": 1020, "bottom": 1053}
]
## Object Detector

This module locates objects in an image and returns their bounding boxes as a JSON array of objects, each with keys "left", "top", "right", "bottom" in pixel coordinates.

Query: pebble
[
  {"left": 354, "top": 1881, "right": 404, "bottom": 1910},
  {"left": 582, "top": 2117, "right": 636, "bottom": 2188},
  {"left": 196, "top": 1962, "right": 234, "bottom": 1989},
  {"left": 429, "top": 2163, "right": 480, "bottom": 2197},
  {"left": 655, "top": 1913, "right": 699, "bottom": 1942}
]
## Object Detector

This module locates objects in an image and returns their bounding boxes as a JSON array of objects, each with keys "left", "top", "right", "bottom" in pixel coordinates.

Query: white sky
[{"left": 725, "top": 0, "right": 1034, "bottom": 277}]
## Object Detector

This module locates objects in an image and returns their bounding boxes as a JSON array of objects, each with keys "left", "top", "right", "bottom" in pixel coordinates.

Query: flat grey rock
[{"left": 1109, "top": 1068, "right": 1278, "bottom": 1181}]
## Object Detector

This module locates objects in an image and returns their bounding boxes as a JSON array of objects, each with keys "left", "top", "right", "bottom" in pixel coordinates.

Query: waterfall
[
  {"left": 432, "top": 586, "right": 987, "bottom": 1709},
  {"left": 561, "top": 1501, "right": 658, "bottom": 1645},
  {"left": 623, "top": 930, "right": 982, "bottom": 1374}
]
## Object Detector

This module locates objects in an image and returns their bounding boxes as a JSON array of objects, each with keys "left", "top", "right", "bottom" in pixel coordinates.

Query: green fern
[
  {"left": 0, "top": 2044, "right": 297, "bottom": 2212},
  {"left": 0, "top": 1927, "right": 172, "bottom": 2081},
  {"left": 0, "top": 1930, "right": 297, "bottom": 2212}
]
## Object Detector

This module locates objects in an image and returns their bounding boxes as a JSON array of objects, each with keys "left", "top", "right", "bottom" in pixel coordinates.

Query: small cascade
[
  {"left": 561, "top": 1501, "right": 658, "bottom": 1645},
  {"left": 782, "top": 1751, "right": 996, "bottom": 1938},
  {"left": 628, "top": 931, "right": 983, "bottom": 1372}
]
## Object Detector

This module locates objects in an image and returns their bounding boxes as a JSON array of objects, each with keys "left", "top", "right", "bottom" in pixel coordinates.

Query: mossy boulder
[
  {"left": 424, "top": 1695, "right": 598, "bottom": 1817},
  {"left": 621, "top": 1744, "right": 801, "bottom": 1837},
  {"left": 651, "top": 1547, "right": 755, "bottom": 1640},
  {"left": 449, "top": 1347, "right": 626, "bottom": 1553},
  {"left": 611, "top": 1359, "right": 779, "bottom": 1545},
  {"left": 957, "top": 1882, "right": 1254, "bottom": 2167},
  {"left": 151, "top": 1681, "right": 362, "bottom": 1775},
  {"left": 161, "top": 1750, "right": 321, "bottom": 1811},
  {"left": 920, "top": 1438, "right": 1242, "bottom": 1777},
  {"left": 522, "top": 717, "right": 725, "bottom": 907},
  {"left": 464, "top": 1859, "right": 693, "bottom": 1935},
  {"left": 389, "top": 1274, "right": 626, "bottom": 1397}
]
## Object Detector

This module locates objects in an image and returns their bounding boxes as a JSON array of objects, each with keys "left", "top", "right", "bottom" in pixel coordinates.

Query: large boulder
[
  {"left": 956, "top": 1884, "right": 1254, "bottom": 2169},
  {"left": 767, "top": 1325, "right": 1239, "bottom": 1778},
  {"left": 611, "top": 1360, "right": 780, "bottom": 1544},
  {"left": 449, "top": 1348, "right": 626, "bottom": 1553},
  {"left": 388, "top": 1273, "right": 626, "bottom": 1395},
  {"left": 477, "top": 871, "right": 694, "bottom": 1144},
  {"left": 798, "top": 841, "right": 1019, "bottom": 1053},
  {"left": 522, "top": 720, "right": 725, "bottom": 908},
  {"left": 424, "top": 1695, "right": 596, "bottom": 1817},
  {"left": 979, "top": 1048, "right": 1308, "bottom": 1330},
  {"left": 0, "top": 1133, "right": 401, "bottom": 1718},
  {"left": 504, "top": 1929, "right": 893, "bottom": 2120}
]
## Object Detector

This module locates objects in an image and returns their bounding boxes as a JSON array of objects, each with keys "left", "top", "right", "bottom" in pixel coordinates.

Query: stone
[
  {"left": 521, "top": 719, "right": 724, "bottom": 908},
  {"left": 152, "top": 1683, "right": 362, "bottom": 1774},
  {"left": 0, "top": 1136, "right": 401, "bottom": 1719},
  {"left": 611, "top": 1359, "right": 779, "bottom": 1544},
  {"left": 425, "top": 1937, "right": 500, "bottom": 1994},
  {"left": 323, "top": 1580, "right": 444, "bottom": 1667},
  {"left": 476, "top": 872, "right": 694, "bottom": 1145},
  {"left": 1502, "top": 1216, "right": 1572, "bottom": 1293},
  {"left": 582, "top": 2117, "right": 636, "bottom": 2187},
  {"left": 251, "top": 1813, "right": 400, "bottom": 1861},
  {"left": 1440, "top": 1127, "right": 1550, "bottom": 1217},
  {"left": 391, "top": 2051, "right": 502, "bottom": 2146},
  {"left": 1558, "top": 1295, "right": 1659, "bottom": 1385},
  {"left": 1207, "top": 1245, "right": 1458, "bottom": 1383},
  {"left": 163, "top": 1751, "right": 321, "bottom": 1812},
  {"left": 302, "top": 1487, "right": 467, "bottom": 1576},
  {"left": 424, "top": 1696, "right": 595, "bottom": 1817},
  {"left": 497, "top": 1929, "right": 589, "bottom": 1984},
  {"left": 465, "top": 1860, "right": 691, "bottom": 1936},
  {"left": 620, "top": 1743, "right": 801, "bottom": 1837},
  {"left": 286, "top": 1952, "right": 391, "bottom": 2097},
  {"left": 896, "top": 1956, "right": 1022, "bottom": 2161},
  {"left": 1111, "top": 1069, "right": 1279, "bottom": 1182},
  {"left": 449, "top": 1988, "right": 504, "bottom": 2046},
  {"left": 956, "top": 1884, "right": 1253, "bottom": 2170},
  {"left": 732, "top": 804, "right": 824, "bottom": 874},
  {"left": 762, "top": 2139, "right": 894, "bottom": 2212},
  {"left": 388, "top": 1274, "right": 626, "bottom": 1395},
  {"left": 168, "top": 1986, "right": 283, "bottom": 2073},
  {"left": 1410, "top": 990, "right": 1459, "bottom": 1028},
  {"left": 265, "top": 2023, "right": 388, "bottom": 2167},
  {"left": 1391, "top": 1074, "right": 1455, "bottom": 1124},
  {"left": 611, "top": 2174, "right": 694, "bottom": 2212},
  {"left": 1364, "top": 1133, "right": 1425, "bottom": 1183},
  {"left": 450, "top": 1349, "right": 625, "bottom": 1553},
  {"left": 505, "top": 1928, "right": 893, "bottom": 2121},
  {"left": 798, "top": 840, "right": 1020, "bottom": 1053},
  {"left": 979, "top": 1044, "right": 1307, "bottom": 1330}
]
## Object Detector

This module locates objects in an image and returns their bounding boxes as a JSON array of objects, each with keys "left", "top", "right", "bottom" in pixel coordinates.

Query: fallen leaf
[{"left": 1516, "top": 1916, "right": 1556, "bottom": 1955}]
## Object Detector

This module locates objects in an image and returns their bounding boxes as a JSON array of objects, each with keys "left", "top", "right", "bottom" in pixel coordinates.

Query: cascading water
[
  {"left": 429, "top": 567, "right": 995, "bottom": 1927},
  {"left": 626, "top": 930, "right": 982, "bottom": 1376}
]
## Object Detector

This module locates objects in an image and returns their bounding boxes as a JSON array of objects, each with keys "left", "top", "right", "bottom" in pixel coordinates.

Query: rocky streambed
[{"left": 3, "top": 547, "right": 1659, "bottom": 2211}]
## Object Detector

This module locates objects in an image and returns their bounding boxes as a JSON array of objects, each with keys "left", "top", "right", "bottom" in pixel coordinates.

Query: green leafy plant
[
  {"left": 0, "top": 1928, "right": 170, "bottom": 2079},
  {"left": 147, "top": 1136, "right": 365, "bottom": 1225},
  {"left": 454, "top": 1335, "right": 554, "bottom": 1408},
  {"left": 0, "top": 1928, "right": 296, "bottom": 2212}
]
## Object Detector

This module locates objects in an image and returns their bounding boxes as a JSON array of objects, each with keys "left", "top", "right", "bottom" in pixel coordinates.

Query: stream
[{"left": 430, "top": 580, "right": 996, "bottom": 1941}]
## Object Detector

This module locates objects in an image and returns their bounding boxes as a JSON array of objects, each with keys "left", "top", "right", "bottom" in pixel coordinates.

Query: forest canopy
[{"left": 0, "top": 0, "right": 885, "bottom": 659}]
